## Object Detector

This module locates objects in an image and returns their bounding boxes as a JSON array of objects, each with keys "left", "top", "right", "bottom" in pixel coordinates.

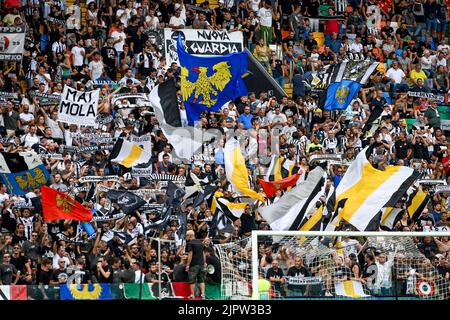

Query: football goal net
[{"left": 214, "top": 231, "right": 450, "bottom": 300}]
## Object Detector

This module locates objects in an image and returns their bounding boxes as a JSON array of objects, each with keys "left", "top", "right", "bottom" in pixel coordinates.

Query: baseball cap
[{"left": 226, "top": 117, "right": 234, "bottom": 123}]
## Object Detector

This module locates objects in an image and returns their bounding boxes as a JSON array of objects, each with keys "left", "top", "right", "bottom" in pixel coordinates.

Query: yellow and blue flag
[
  {"left": 324, "top": 80, "right": 362, "bottom": 111},
  {"left": 0, "top": 152, "right": 49, "bottom": 195},
  {"left": 177, "top": 35, "right": 248, "bottom": 125},
  {"left": 60, "top": 284, "right": 112, "bottom": 300},
  {"left": 322, "top": 60, "right": 379, "bottom": 111}
]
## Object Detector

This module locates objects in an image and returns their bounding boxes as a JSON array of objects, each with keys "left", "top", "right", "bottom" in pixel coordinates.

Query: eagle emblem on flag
[
  {"left": 15, "top": 167, "right": 47, "bottom": 192},
  {"left": 180, "top": 61, "right": 232, "bottom": 108},
  {"left": 335, "top": 84, "right": 350, "bottom": 104},
  {"left": 56, "top": 193, "right": 76, "bottom": 212},
  {"left": 69, "top": 284, "right": 103, "bottom": 299}
]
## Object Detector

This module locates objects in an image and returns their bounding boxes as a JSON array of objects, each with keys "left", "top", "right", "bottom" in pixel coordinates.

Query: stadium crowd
[{"left": 0, "top": 0, "right": 449, "bottom": 299}]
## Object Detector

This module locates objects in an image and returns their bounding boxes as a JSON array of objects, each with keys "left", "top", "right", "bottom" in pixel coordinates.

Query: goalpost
[{"left": 229, "top": 231, "right": 450, "bottom": 300}]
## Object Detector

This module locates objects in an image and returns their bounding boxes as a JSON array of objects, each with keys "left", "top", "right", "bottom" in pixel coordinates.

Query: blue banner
[
  {"left": 60, "top": 284, "right": 112, "bottom": 300},
  {"left": 0, "top": 164, "right": 49, "bottom": 195},
  {"left": 177, "top": 35, "right": 248, "bottom": 125},
  {"left": 323, "top": 80, "right": 362, "bottom": 111}
]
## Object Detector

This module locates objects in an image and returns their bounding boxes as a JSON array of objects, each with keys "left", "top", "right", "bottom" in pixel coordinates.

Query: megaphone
[{"left": 206, "top": 264, "right": 215, "bottom": 274}]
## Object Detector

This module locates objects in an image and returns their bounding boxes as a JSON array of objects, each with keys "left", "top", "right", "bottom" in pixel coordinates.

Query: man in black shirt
[
  {"left": 239, "top": 205, "right": 257, "bottom": 237},
  {"left": 101, "top": 38, "right": 118, "bottom": 79},
  {"left": 304, "top": 33, "right": 318, "bottom": 53},
  {"left": 282, "top": 30, "right": 296, "bottom": 52},
  {"left": 186, "top": 230, "right": 205, "bottom": 298},
  {"left": 286, "top": 257, "right": 310, "bottom": 297},
  {"left": 266, "top": 260, "right": 285, "bottom": 297},
  {"left": 111, "top": 257, "right": 122, "bottom": 283},
  {"left": 50, "top": 258, "right": 68, "bottom": 285},
  {"left": 0, "top": 252, "right": 19, "bottom": 285},
  {"left": 418, "top": 237, "right": 438, "bottom": 260},
  {"left": 37, "top": 259, "right": 52, "bottom": 285},
  {"left": 173, "top": 254, "right": 189, "bottom": 282},
  {"left": 362, "top": 252, "right": 378, "bottom": 294},
  {"left": 381, "top": 19, "right": 394, "bottom": 39},
  {"left": 394, "top": 132, "right": 412, "bottom": 165},
  {"left": 11, "top": 223, "right": 27, "bottom": 247},
  {"left": 412, "top": 132, "right": 430, "bottom": 161},
  {"left": 319, "top": 46, "right": 336, "bottom": 65},
  {"left": 95, "top": 256, "right": 113, "bottom": 283},
  {"left": 119, "top": 259, "right": 135, "bottom": 283}
]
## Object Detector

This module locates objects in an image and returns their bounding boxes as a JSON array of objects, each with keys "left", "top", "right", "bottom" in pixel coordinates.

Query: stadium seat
[{"left": 313, "top": 32, "right": 325, "bottom": 48}]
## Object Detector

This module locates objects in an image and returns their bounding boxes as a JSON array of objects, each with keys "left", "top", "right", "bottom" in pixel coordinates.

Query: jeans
[
  {"left": 438, "top": 20, "right": 446, "bottom": 33},
  {"left": 275, "top": 76, "right": 286, "bottom": 87},
  {"left": 415, "top": 23, "right": 426, "bottom": 36},
  {"left": 391, "top": 82, "right": 409, "bottom": 92},
  {"left": 324, "top": 34, "right": 332, "bottom": 47},
  {"left": 426, "top": 18, "right": 437, "bottom": 32},
  {"left": 295, "top": 27, "right": 305, "bottom": 41}
]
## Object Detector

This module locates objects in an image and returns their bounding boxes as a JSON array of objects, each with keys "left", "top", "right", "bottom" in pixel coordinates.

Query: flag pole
[
  {"left": 139, "top": 234, "right": 144, "bottom": 300},
  {"left": 158, "top": 238, "right": 162, "bottom": 300}
]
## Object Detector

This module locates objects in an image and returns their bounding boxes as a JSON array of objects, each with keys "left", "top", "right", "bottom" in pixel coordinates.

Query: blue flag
[
  {"left": 323, "top": 80, "right": 362, "bottom": 111},
  {"left": 177, "top": 35, "right": 248, "bottom": 125},
  {"left": 60, "top": 284, "right": 112, "bottom": 300},
  {"left": 80, "top": 221, "right": 96, "bottom": 239},
  {"left": 0, "top": 164, "right": 50, "bottom": 195}
]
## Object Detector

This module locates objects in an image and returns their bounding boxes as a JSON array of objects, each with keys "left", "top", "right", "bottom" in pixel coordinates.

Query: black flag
[
  {"left": 105, "top": 190, "right": 147, "bottom": 214},
  {"left": 193, "top": 184, "right": 217, "bottom": 208},
  {"left": 165, "top": 181, "right": 186, "bottom": 208}
]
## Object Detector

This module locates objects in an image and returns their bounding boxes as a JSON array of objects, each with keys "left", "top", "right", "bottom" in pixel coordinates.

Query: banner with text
[
  {"left": 164, "top": 29, "right": 243, "bottom": 65},
  {"left": 58, "top": 86, "right": 99, "bottom": 126},
  {"left": 0, "top": 26, "right": 26, "bottom": 61}
]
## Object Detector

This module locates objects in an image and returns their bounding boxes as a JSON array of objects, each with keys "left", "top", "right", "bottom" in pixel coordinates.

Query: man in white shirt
[
  {"left": 22, "top": 125, "right": 40, "bottom": 149},
  {"left": 88, "top": 52, "right": 104, "bottom": 81},
  {"left": 116, "top": 1, "right": 130, "bottom": 27},
  {"left": 349, "top": 35, "right": 363, "bottom": 53},
  {"left": 437, "top": 40, "right": 449, "bottom": 55},
  {"left": 386, "top": 61, "right": 408, "bottom": 92},
  {"left": 45, "top": 110, "right": 64, "bottom": 140},
  {"left": 375, "top": 253, "right": 393, "bottom": 296},
  {"left": 435, "top": 51, "right": 447, "bottom": 68},
  {"left": 419, "top": 50, "right": 435, "bottom": 78},
  {"left": 71, "top": 39, "right": 85, "bottom": 68},
  {"left": 169, "top": 7, "right": 185, "bottom": 29},
  {"left": 119, "top": 68, "right": 141, "bottom": 85},
  {"left": 158, "top": 144, "right": 173, "bottom": 162},
  {"left": 258, "top": 2, "right": 273, "bottom": 44},
  {"left": 269, "top": 105, "right": 287, "bottom": 130},
  {"left": 111, "top": 22, "right": 127, "bottom": 62},
  {"left": 19, "top": 104, "right": 34, "bottom": 131},
  {"left": 250, "top": 0, "right": 261, "bottom": 12}
]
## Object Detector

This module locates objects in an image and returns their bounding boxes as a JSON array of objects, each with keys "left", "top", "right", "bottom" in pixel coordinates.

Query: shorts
[{"left": 188, "top": 265, "right": 206, "bottom": 284}]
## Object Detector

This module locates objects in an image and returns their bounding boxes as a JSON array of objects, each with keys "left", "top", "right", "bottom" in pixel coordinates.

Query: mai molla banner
[{"left": 58, "top": 86, "right": 99, "bottom": 126}]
